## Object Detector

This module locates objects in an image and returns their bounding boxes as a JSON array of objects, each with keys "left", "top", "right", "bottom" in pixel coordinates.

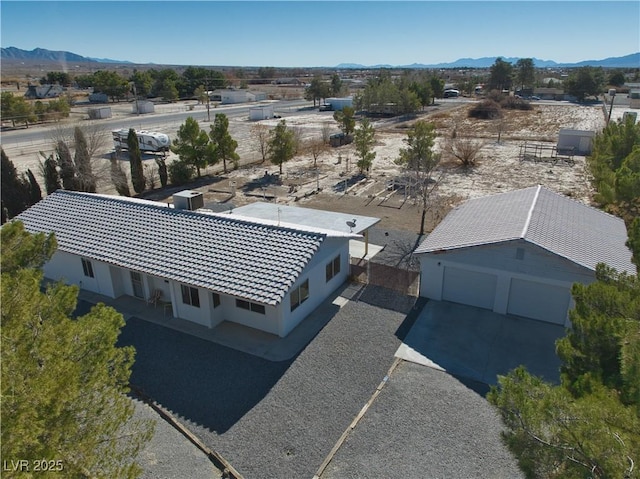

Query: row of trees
[
  {"left": 354, "top": 70, "right": 444, "bottom": 116},
  {"left": 485, "top": 57, "right": 614, "bottom": 102},
  {"left": 1, "top": 92, "right": 70, "bottom": 128},
  {"left": 74, "top": 67, "right": 227, "bottom": 102},
  {"left": 488, "top": 117, "right": 640, "bottom": 478},
  {"left": 304, "top": 73, "right": 346, "bottom": 106}
]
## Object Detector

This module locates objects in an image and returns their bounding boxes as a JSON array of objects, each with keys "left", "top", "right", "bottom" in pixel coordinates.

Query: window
[
  {"left": 181, "top": 285, "right": 200, "bottom": 307},
  {"left": 212, "top": 293, "right": 221, "bottom": 308},
  {"left": 290, "top": 279, "right": 310, "bottom": 311},
  {"left": 326, "top": 255, "right": 341, "bottom": 282},
  {"left": 236, "top": 298, "right": 265, "bottom": 314},
  {"left": 81, "top": 258, "right": 94, "bottom": 278}
]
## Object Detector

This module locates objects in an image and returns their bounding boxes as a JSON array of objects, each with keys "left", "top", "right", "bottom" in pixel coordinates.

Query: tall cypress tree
[
  {"left": 1, "top": 148, "right": 29, "bottom": 220},
  {"left": 56, "top": 140, "right": 80, "bottom": 191},
  {"left": 73, "top": 126, "right": 97, "bottom": 193},
  {"left": 41, "top": 152, "right": 62, "bottom": 194},
  {"left": 127, "top": 129, "right": 145, "bottom": 194},
  {"left": 25, "top": 169, "right": 42, "bottom": 205}
]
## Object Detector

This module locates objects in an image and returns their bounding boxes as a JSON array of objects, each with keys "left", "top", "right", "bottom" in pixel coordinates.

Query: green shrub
[{"left": 168, "top": 160, "right": 194, "bottom": 186}]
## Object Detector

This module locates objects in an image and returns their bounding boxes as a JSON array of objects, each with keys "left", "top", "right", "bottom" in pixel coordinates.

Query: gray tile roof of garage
[
  {"left": 16, "top": 191, "right": 331, "bottom": 305},
  {"left": 415, "top": 185, "right": 635, "bottom": 274}
]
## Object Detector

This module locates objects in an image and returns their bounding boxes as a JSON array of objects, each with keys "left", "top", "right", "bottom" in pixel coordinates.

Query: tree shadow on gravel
[{"left": 118, "top": 318, "right": 293, "bottom": 434}]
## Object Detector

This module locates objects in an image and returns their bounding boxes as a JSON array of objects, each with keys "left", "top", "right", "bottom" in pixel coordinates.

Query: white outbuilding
[
  {"left": 325, "top": 97, "right": 353, "bottom": 111},
  {"left": 415, "top": 186, "right": 635, "bottom": 327},
  {"left": 249, "top": 105, "right": 274, "bottom": 121}
]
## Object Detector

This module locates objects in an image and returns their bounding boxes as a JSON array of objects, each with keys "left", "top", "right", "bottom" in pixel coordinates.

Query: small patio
[{"left": 76, "top": 282, "right": 363, "bottom": 362}]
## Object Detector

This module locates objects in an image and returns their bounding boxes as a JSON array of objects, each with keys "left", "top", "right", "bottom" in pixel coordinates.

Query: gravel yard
[
  {"left": 320, "top": 361, "right": 524, "bottom": 479},
  {"left": 119, "top": 285, "right": 415, "bottom": 478}
]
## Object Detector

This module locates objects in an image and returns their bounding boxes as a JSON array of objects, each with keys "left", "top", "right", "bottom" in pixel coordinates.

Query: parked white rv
[{"left": 112, "top": 129, "right": 170, "bottom": 153}]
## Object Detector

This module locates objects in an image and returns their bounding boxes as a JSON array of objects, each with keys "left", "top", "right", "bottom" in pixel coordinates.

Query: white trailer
[{"left": 112, "top": 129, "right": 170, "bottom": 153}]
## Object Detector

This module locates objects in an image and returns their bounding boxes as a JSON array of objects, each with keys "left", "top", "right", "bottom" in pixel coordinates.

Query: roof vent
[{"left": 173, "top": 190, "right": 204, "bottom": 211}]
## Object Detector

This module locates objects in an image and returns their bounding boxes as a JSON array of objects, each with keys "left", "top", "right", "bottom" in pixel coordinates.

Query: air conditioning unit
[{"left": 173, "top": 190, "right": 204, "bottom": 211}]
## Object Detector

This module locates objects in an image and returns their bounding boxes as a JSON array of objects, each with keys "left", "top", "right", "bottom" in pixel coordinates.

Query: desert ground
[{"left": 2, "top": 99, "right": 608, "bottom": 234}]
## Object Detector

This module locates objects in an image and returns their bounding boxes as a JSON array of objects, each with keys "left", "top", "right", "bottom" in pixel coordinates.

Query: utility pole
[
  {"left": 607, "top": 89, "right": 616, "bottom": 125},
  {"left": 131, "top": 82, "right": 139, "bottom": 116}
]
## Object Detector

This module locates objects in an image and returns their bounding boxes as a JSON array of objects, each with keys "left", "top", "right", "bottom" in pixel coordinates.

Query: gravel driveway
[
  {"left": 119, "top": 285, "right": 413, "bottom": 479},
  {"left": 319, "top": 360, "right": 524, "bottom": 479}
]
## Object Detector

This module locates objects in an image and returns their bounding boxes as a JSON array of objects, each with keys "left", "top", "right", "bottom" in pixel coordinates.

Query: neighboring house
[
  {"left": 16, "top": 191, "right": 376, "bottom": 338},
  {"left": 24, "top": 84, "right": 64, "bottom": 99},
  {"left": 415, "top": 186, "right": 635, "bottom": 327},
  {"left": 533, "top": 87, "right": 565, "bottom": 101},
  {"left": 213, "top": 89, "right": 267, "bottom": 104}
]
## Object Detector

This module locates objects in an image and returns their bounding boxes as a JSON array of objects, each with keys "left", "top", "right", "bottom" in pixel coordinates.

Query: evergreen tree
[
  {"left": 127, "top": 129, "right": 146, "bottom": 194},
  {"left": 25, "top": 169, "right": 42, "bottom": 205},
  {"left": 155, "top": 157, "right": 168, "bottom": 188},
  {"left": 40, "top": 152, "right": 62, "bottom": 194},
  {"left": 267, "top": 120, "right": 295, "bottom": 174},
  {"left": 209, "top": 113, "right": 238, "bottom": 173},
  {"left": 73, "top": 126, "right": 97, "bottom": 193},
  {"left": 110, "top": 157, "right": 131, "bottom": 197},
  {"left": 353, "top": 118, "right": 376, "bottom": 174},
  {"left": 1, "top": 221, "right": 155, "bottom": 478},
  {"left": 1, "top": 148, "right": 29, "bottom": 220},
  {"left": 56, "top": 140, "right": 80, "bottom": 191},
  {"left": 333, "top": 106, "right": 356, "bottom": 137},
  {"left": 171, "top": 117, "right": 215, "bottom": 178}
]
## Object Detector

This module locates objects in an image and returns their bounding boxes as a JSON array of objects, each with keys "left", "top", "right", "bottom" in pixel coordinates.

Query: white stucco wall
[
  {"left": 279, "top": 239, "right": 350, "bottom": 337},
  {"left": 43, "top": 251, "right": 115, "bottom": 297}
]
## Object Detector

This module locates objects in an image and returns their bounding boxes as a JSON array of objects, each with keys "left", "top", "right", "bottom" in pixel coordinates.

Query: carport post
[{"left": 364, "top": 229, "right": 369, "bottom": 257}]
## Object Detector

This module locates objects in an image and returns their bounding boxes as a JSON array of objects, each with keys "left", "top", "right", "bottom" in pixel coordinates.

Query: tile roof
[
  {"left": 415, "top": 186, "right": 635, "bottom": 274},
  {"left": 16, "top": 191, "right": 331, "bottom": 305}
]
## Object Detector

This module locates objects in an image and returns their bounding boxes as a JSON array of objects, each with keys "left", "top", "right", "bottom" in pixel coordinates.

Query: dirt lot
[
  {"left": 200, "top": 101, "right": 605, "bottom": 234},
  {"left": 3, "top": 100, "right": 607, "bottom": 235}
]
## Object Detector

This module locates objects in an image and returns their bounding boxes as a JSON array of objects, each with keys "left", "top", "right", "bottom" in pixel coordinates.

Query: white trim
[{"left": 521, "top": 184, "right": 541, "bottom": 238}]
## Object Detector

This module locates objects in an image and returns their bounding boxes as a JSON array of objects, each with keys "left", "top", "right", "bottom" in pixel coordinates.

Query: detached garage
[{"left": 415, "top": 186, "right": 635, "bottom": 327}]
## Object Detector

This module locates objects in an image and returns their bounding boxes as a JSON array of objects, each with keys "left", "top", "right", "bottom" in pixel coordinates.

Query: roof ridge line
[{"left": 521, "top": 185, "right": 541, "bottom": 238}]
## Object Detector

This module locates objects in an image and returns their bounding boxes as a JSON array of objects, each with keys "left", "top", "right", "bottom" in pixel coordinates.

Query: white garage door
[
  {"left": 507, "top": 278, "right": 570, "bottom": 325},
  {"left": 442, "top": 266, "right": 497, "bottom": 310}
]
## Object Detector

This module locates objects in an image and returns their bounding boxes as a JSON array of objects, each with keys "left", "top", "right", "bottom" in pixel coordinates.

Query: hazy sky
[{"left": 1, "top": 1, "right": 639, "bottom": 67}]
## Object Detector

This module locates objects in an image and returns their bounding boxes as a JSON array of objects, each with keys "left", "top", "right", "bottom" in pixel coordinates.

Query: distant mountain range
[
  {"left": 2, "top": 46, "right": 638, "bottom": 69},
  {"left": 1, "top": 47, "right": 129, "bottom": 64},
  {"left": 338, "top": 53, "right": 640, "bottom": 69}
]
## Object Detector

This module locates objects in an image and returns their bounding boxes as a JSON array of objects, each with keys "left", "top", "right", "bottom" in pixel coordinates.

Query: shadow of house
[{"left": 118, "top": 318, "right": 293, "bottom": 433}]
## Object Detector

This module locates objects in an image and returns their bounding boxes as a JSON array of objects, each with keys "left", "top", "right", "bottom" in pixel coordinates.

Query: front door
[{"left": 130, "top": 271, "right": 144, "bottom": 299}]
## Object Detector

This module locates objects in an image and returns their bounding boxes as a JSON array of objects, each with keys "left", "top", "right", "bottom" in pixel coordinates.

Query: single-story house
[
  {"left": 533, "top": 87, "right": 565, "bottom": 101},
  {"left": 24, "top": 84, "right": 64, "bottom": 99},
  {"left": 415, "top": 186, "right": 635, "bottom": 327},
  {"left": 16, "top": 191, "right": 378, "bottom": 338},
  {"left": 214, "top": 89, "right": 267, "bottom": 104}
]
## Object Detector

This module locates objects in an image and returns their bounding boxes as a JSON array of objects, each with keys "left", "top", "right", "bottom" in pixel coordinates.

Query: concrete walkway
[
  {"left": 396, "top": 300, "right": 565, "bottom": 385},
  {"left": 77, "top": 282, "right": 364, "bottom": 361}
]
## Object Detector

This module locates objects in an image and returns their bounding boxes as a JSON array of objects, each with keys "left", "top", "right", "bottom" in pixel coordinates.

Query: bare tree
[
  {"left": 447, "top": 136, "right": 486, "bottom": 168},
  {"left": 305, "top": 137, "right": 328, "bottom": 168},
  {"left": 250, "top": 123, "right": 270, "bottom": 163},
  {"left": 321, "top": 122, "right": 332, "bottom": 144},
  {"left": 395, "top": 121, "right": 442, "bottom": 235}
]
